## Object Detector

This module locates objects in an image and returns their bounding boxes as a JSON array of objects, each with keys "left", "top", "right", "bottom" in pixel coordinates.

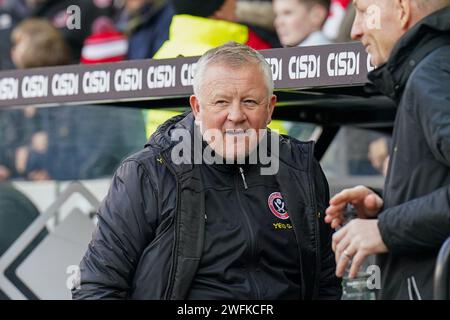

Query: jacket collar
[
  {"left": 146, "top": 111, "right": 313, "bottom": 177},
  {"left": 368, "top": 6, "right": 450, "bottom": 103},
  {"left": 145, "top": 111, "right": 192, "bottom": 150}
]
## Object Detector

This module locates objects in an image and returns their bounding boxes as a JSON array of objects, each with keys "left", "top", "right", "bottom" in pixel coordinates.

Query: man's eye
[
  {"left": 244, "top": 100, "right": 257, "bottom": 105},
  {"left": 215, "top": 100, "right": 227, "bottom": 106}
]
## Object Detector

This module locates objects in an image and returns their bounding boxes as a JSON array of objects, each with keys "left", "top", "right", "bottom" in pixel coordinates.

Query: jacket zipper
[
  {"left": 407, "top": 278, "right": 413, "bottom": 300},
  {"left": 147, "top": 217, "right": 174, "bottom": 251},
  {"left": 239, "top": 167, "right": 248, "bottom": 189},
  {"left": 281, "top": 200, "right": 305, "bottom": 299},
  {"left": 235, "top": 166, "right": 261, "bottom": 299},
  {"left": 306, "top": 141, "right": 321, "bottom": 298},
  {"left": 408, "top": 276, "right": 422, "bottom": 300},
  {"left": 161, "top": 153, "right": 180, "bottom": 300}
]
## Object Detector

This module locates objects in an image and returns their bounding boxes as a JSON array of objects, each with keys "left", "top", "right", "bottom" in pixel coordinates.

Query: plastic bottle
[{"left": 340, "top": 204, "right": 376, "bottom": 300}]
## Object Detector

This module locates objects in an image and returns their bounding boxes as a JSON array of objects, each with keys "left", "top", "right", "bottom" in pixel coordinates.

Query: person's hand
[
  {"left": 0, "top": 165, "right": 10, "bottom": 180},
  {"left": 24, "top": 106, "right": 37, "bottom": 118},
  {"left": 325, "top": 185, "right": 383, "bottom": 229},
  {"left": 15, "top": 146, "right": 29, "bottom": 175},
  {"left": 333, "top": 219, "right": 388, "bottom": 278},
  {"left": 368, "top": 137, "right": 388, "bottom": 174}
]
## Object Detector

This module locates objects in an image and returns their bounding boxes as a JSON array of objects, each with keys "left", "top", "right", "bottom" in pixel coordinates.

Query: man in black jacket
[
  {"left": 72, "top": 42, "right": 340, "bottom": 300},
  {"left": 326, "top": 0, "right": 450, "bottom": 299}
]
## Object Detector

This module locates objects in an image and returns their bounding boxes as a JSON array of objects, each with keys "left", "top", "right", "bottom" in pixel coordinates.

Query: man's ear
[
  {"left": 266, "top": 94, "right": 277, "bottom": 125},
  {"left": 397, "top": 0, "right": 413, "bottom": 30},
  {"left": 190, "top": 95, "right": 201, "bottom": 120}
]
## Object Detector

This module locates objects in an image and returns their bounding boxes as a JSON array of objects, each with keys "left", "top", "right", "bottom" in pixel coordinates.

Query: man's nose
[
  {"left": 350, "top": 14, "right": 363, "bottom": 41},
  {"left": 227, "top": 102, "right": 246, "bottom": 123}
]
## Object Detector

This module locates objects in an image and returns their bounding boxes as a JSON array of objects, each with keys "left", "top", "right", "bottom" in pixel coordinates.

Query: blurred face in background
[
  {"left": 11, "top": 19, "right": 72, "bottom": 69},
  {"left": 211, "top": 0, "right": 237, "bottom": 22},
  {"left": 124, "top": 0, "right": 149, "bottom": 13},
  {"left": 273, "top": 0, "right": 326, "bottom": 47},
  {"left": 10, "top": 34, "right": 29, "bottom": 69}
]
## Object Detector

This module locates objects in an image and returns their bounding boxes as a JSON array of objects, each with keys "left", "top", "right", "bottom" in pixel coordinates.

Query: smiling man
[
  {"left": 72, "top": 42, "right": 340, "bottom": 300},
  {"left": 189, "top": 50, "right": 277, "bottom": 163},
  {"left": 325, "top": 0, "right": 450, "bottom": 299}
]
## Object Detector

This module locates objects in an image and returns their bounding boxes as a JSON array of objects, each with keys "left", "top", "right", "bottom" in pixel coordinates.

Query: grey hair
[{"left": 192, "top": 41, "right": 274, "bottom": 97}]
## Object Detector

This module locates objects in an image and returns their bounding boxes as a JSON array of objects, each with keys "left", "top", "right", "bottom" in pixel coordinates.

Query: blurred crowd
[
  {"left": 0, "top": 0, "right": 355, "bottom": 70},
  {"left": 0, "top": 0, "right": 363, "bottom": 182}
]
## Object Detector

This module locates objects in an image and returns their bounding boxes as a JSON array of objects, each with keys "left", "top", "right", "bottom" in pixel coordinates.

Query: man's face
[
  {"left": 213, "top": 0, "right": 237, "bottom": 22},
  {"left": 125, "top": 0, "right": 148, "bottom": 13},
  {"left": 273, "top": 0, "right": 315, "bottom": 47},
  {"left": 190, "top": 62, "right": 276, "bottom": 161},
  {"left": 351, "top": 0, "right": 406, "bottom": 66}
]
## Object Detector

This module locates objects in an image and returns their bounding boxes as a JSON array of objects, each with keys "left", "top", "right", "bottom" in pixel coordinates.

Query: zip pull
[{"left": 239, "top": 167, "right": 248, "bottom": 190}]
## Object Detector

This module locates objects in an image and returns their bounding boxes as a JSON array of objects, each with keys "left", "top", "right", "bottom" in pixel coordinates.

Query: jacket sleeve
[
  {"left": 378, "top": 50, "right": 450, "bottom": 254},
  {"left": 72, "top": 159, "right": 158, "bottom": 299},
  {"left": 312, "top": 158, "right": 342, "bottom": 299}
]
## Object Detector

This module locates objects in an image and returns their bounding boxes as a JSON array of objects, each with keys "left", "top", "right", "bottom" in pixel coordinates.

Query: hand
[
  {"left": 24, "top": 106, "right": 37, "bottom": 118},
  {"left": 15, "top": 146, "right": 29, "bottom": 174},
  {"left": 325, "top": 185, "right": 383, "bottom": 229},
  {"left": 332, "top": 219, "right": 388, "bottom": 278},
  {"left": 368, "top": 137, "right": 388, "bottom": 174},
  {"left": 28, "top": 170, "right": 51, "bottom": 181},
  {"left": 0, "top": 165, "right": 10, "bottom": 180}
]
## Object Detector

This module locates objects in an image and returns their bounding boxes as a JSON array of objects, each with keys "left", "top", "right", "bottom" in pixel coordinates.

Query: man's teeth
[{"left": 226, "top": 130, "right": 246, "bottom": 135}]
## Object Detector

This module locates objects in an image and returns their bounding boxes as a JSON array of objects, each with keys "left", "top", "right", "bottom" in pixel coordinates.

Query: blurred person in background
[
  {"left": 157, "top": 0, "right": 272, "bottom": 56},
  {"left": 115, "top": 0, "right": 174, "bottom": 60},
  {"left": 322, "top": 0, "right": 350, "bottom": 41},
  {"left": 0, "top": 111, "right": 16, "bottom": 180},
  {"left": 236, "top": 0, "right": 281, "bottom": 47},
  {"left": 9, "top": 18, "right": 72, "bottom": 180},
  {"left": 1, "top": 0, "right": 117, "bottom": 64},
  {"left": 333, "top": 1, "right": 355, "bottom": 43},
  {"left": 10, "top": 18, "right": 146, "bottom": 181},
  {"left": 368, "top": 137, "right": 390, "bottom": 177},
  {"left": 80, "top": 15, "right": 128, "bottom": 63},
  {"left": 273, "top": 0, "right": 331, "bottom": 47},
  {"left": 0, "top": 13, "right": 49, "bottom": 177},
  {"left": 0, "top": 18, "right": 54, "bottom": 285},
  {"left": 27, "top": 0, "right": 116, "bottom": 62},
  {"left": 11, "top": 17, "right": 72, "bottom": 68},
  {"left": 0, "top": 0, "right": 29, "bottom": 70}
]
